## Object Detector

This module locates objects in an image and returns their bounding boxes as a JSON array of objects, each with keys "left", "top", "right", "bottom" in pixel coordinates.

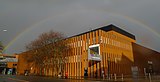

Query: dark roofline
[
  {"left": 66, "top": 24, "right": 136, "bottom": 40},
  {"left": 100, "top": 24, "right": 136, "bottom": 40},
  {"left": 132, "top": 43, "right": 160, "bottom": 53}
]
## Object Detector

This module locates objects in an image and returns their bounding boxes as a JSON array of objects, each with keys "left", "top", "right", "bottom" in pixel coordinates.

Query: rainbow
[{"left": 4, "top": 10, "right": 160, "bottom": 54}]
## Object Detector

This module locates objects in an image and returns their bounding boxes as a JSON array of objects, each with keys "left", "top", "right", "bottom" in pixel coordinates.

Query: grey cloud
[{"left": 0, "top": 0, "right": 160, "bottom": 54}]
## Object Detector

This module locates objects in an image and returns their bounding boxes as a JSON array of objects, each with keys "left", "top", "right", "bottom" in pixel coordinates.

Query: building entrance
[
  {"left": 88, "top": 44, "right": 101, "bottom": 78},
  {"left": 89, "top": 61, "right": 100, "bottom": 78}
]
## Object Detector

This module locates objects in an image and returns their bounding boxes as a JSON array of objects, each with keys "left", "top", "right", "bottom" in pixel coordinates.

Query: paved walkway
[
  {"left": 1, "top": 74, "right": 160, "bottom": 82},
  {"left": 62, "top": 76, "right": 160, "bottom": 82}
]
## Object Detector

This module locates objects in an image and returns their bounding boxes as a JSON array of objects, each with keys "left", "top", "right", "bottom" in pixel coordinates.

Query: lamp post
[{"left": 108, "top": 57, "right": 110, "bottom": 80}]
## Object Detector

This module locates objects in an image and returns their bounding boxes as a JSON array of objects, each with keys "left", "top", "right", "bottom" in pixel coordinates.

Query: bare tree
[{"left": 25, "top": 30, "right": 70, "bottom": 76}]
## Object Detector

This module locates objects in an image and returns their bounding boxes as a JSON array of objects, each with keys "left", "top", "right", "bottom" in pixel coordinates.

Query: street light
[{"left": 3, "top": 29, "right": 7, "bottom": 32}]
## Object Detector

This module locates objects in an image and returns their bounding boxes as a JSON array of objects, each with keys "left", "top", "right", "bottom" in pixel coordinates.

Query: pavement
[{"left": 0, "top": 74, "right": 160, "bottom": 82}]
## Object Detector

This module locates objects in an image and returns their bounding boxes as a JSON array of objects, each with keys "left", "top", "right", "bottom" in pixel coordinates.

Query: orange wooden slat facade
[{"left": 17, "top": 25, "right": 143, "bottom": 77}]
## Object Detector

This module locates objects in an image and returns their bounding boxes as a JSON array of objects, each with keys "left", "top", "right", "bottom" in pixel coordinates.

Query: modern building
[
  {"left": 0, "top": 54, "right": 18, "bottom": 75},
  {"left": 61, "top": 24, "right": 136, "bottom": 77},
  {"left": 17, "top": 24, "right": 160, "bottom": 77},
  {"left": 132, "top": 43, "right": 160, "bottom": 76},
  {"left": 17, "top": 53, "right": 32, "bottom": 75}
]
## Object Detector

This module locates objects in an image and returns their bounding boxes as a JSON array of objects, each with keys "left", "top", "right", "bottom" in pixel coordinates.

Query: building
[
  {"left": 0, "top": 54, "right": 18, "bottom": 75},
  {"left": 62, "top": 24, "right": 135, "bottom": 77},
  {"left": 17, "top": 24, "right": 160, "bottom": 77},
  {"left": 17, "top": 52, "right": 32, "bottom": 75},
  {"left": 132, "top": 43, "right": 160, "bottom": 76}
]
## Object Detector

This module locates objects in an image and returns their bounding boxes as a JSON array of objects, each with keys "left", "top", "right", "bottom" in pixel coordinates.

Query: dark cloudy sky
[{"left": 0, "top": 0, "right": 160, "bottom": 54}]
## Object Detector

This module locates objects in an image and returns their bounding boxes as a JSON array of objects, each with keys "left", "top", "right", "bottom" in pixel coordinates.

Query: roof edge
[{"left": 65, "top": 24, "right": 136, "bottom": 40}]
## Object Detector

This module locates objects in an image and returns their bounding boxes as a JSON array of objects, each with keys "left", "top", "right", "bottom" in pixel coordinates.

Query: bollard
[
  {"left": 106, "top": 74, "right": 108, "bottom": 79},
  {"left": 106, "top": 74, "right": 110, "bottom": 80},
  {"left": 144, "top": 68, "right": 147, "bottom": 79},
  {"left": 111, "top": 74, "right": 113, "bottom": 80},
  {"left": 122, "top": 74, "right": 124, "bottom": 81},
  {"left": 114, "top": 73, "right": 117, "bottom": 81},
  {"left": 149, "top": 73, "right": 152, "bottom": 82},
  {"left": 103, "top": 74, "right": 105, "bottom": 80},
  {"left": 109, "top": 74, "right": 111, "bottom": 80}
]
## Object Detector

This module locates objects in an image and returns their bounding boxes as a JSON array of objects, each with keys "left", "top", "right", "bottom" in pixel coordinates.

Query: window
[{"left": 13, "top": 64, "right": 17, "bottom": 66}]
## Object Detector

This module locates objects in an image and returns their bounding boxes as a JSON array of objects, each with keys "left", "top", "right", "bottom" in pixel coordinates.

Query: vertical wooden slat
[
  {"left": 74, "top": 36, "right": 78, "bottom": 76},
  {"left": 99, "top": 30, "right": 104, "bottom": 77},
  {"left": 102, "top": 31, "right": 106, "bottom": 72},
  {"left": 81, "top": 34, "right": 84, "bottom": 76},
  {"left": 86, "top": 33, "right": 89, "bottom": 77}
]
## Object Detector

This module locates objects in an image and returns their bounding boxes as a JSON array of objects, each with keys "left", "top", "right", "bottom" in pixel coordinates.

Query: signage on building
[
  {"left": 88, "top": 44, "right": 101, "bottom": 61},
  {"left": 148, "top": 61, "right": 153, "bottom": 64},
  {"left": 131, "top": 66, "right": 139, "bottom": 79}
]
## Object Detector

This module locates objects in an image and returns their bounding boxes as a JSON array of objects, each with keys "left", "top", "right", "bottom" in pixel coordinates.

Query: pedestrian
[
  {"left": 102, "top": 70, "right": 104, "bottom": 79},
  {"left": 65, "top": 72, "right": 68, "bottom": 79},
  {"left": 58, "top": 72, "right": 61, "bottom": 78}
]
